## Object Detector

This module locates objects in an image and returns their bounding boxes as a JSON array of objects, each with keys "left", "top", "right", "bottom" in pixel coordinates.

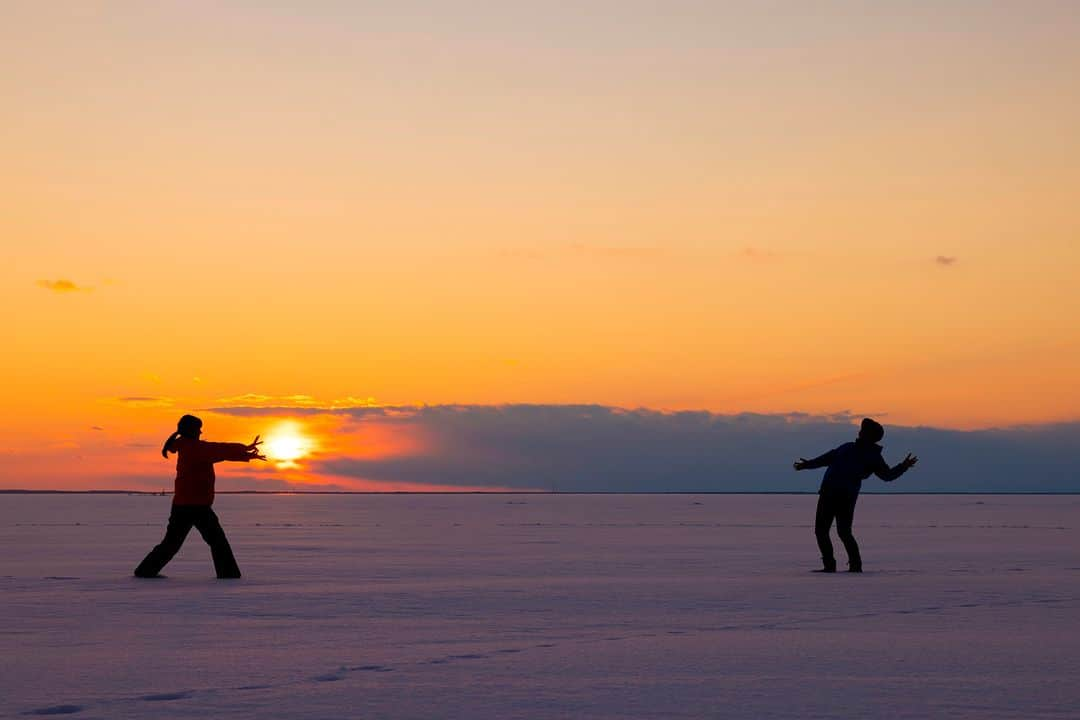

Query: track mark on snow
[
  {"left": 142, "top": 691, "right": 192, "bottom": 701},
  {"left": 24, "top": 706, "right": 84, "bottom": 716}
]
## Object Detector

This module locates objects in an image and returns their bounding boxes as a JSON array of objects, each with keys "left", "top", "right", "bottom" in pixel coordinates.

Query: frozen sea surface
[{"left": 2, "top": 494, "right": 1079, "bottom": 719}]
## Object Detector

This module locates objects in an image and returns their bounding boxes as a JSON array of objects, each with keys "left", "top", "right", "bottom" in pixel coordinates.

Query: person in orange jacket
[{"left": 134, "top": 414, "right": 265, "bottom": 579}]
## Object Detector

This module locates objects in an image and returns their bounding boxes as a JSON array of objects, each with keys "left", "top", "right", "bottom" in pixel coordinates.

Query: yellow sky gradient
[{"left": 3, "top": 3, "right": 1079, "bottom": 488}]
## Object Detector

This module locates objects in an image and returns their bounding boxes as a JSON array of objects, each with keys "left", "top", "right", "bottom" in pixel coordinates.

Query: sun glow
[{"left": 262, "top": 421, "right": 314, "bottom": 468}]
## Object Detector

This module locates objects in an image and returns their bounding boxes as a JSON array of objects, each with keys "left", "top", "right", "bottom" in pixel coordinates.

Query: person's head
[
  {"left": 176, "top": 414, "right": 202, "bottom": 439},
  {"left": 857, "top": 417, "right": 884, "bottom": 444},
  {"left": 162, "top": 414, "right": 202, "bottom": 458}
]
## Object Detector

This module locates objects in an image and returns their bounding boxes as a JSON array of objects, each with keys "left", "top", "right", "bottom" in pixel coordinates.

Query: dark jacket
[
  {"left": 171, "top": 437, "right": 252, "bottom": 505},
  {"left": 803, "top": 440, "right": 908, "bottom": 496}
]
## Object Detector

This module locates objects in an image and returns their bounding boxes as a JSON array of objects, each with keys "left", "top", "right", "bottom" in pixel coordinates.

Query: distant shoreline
[{"left": 1, "top": 489, "right": 1078, "bottom": 496}]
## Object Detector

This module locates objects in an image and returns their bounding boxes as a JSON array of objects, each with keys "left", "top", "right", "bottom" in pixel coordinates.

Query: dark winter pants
[
  {"left": 815, "top": 490, "right": 861, "bottom": 570},
  {"left": 135, "top": 504, "right": 241, "bottom": 578}
]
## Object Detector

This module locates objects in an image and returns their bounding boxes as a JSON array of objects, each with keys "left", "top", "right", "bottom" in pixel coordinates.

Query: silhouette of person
[
  {"left": 134, "top": 415, "right": 265, "bottom": 579},
  {"left": 793, "top": 418, "right": 917, "bottom": 572}
]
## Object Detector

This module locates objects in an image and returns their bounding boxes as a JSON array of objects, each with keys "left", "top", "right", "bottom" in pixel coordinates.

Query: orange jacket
[{"left": 171, "top": 437, "right": 251, "bottom": 505}]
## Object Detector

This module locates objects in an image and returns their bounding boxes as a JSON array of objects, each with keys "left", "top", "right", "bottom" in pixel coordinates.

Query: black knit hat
[{"left": 859, "top": 418, "right": 884, "bottom": 443}]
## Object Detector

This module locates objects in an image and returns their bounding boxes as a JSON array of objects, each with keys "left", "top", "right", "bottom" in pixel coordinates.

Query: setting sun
[{"left": 262, "top": 421, "right": 314, "bottom": 468}]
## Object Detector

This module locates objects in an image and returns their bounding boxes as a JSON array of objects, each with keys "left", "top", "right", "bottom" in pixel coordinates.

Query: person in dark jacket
[
  {"left": 134, "top": 415, "right": 264, "bottom": 579},
  {"left": 794, "top": 418, "right": 917, "bottom": 572}
]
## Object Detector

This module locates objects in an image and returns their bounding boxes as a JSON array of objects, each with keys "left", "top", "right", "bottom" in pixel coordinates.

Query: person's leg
[
  {"left": 134, "top": 505, "right": 195, "bottom": 577},
  {"left": 814, "top": 493, "right": 837, "bottom": 572},
  {"left": 835, "top": 494, "right": 861, "bottom": 572},
  {"left": 193, "top": 507, "right": 241, "bottom": 579}
]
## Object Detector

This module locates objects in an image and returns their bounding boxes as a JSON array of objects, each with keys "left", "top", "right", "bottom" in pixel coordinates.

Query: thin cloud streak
[
  {"left": 215, "top": 394, "right": 379, "bottom": 409},
  {"left": 37, "top": 279, "right": 90, "bottom": 293},
  {"left": 115, "top": 396, "right": 174, "bottom": 408},
  {"left": 739, "top": 247, "right": 779, "bottom": 262}
]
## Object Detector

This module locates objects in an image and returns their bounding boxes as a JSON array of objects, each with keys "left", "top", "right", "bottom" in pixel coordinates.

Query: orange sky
[{"left": 3, "top": 3, "right": 1079, "bottom": 489}]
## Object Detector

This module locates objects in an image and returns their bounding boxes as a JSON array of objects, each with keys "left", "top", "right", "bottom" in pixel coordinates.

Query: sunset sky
[{"left": 4, "top": 2, "right": 1078, "bottom": 490}]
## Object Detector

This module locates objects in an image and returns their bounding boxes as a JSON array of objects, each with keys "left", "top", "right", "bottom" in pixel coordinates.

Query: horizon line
[{"left": 2, "top": 490, "right": 1079, "bottom": 496}]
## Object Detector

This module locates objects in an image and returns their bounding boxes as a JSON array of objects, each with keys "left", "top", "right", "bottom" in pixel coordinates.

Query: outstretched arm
[
  {"left": 202, "top": 436, "right": 266, "bottom": 463},
  {"left": 794, "top": 448, "right": 837, "bottom": 471},
  {"left": 874, "top": 453, "right": 918, "bottom": 482}
]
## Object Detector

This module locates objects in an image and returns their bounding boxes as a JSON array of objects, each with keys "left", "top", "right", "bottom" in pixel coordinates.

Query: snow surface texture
[{"left": 3, "top": 494, "right": 1078, "bottom": 719}]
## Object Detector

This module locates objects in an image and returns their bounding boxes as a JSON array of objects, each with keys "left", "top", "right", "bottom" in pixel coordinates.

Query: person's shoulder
[
  {"left": 174, "top": 437, "right": 204, "bottom": 451},
  {"left": 824, "top": 442, "right": 854, "bottom": 459},
  {"left": 857, "top": 441, "right": 884, "bottom": 456}
]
